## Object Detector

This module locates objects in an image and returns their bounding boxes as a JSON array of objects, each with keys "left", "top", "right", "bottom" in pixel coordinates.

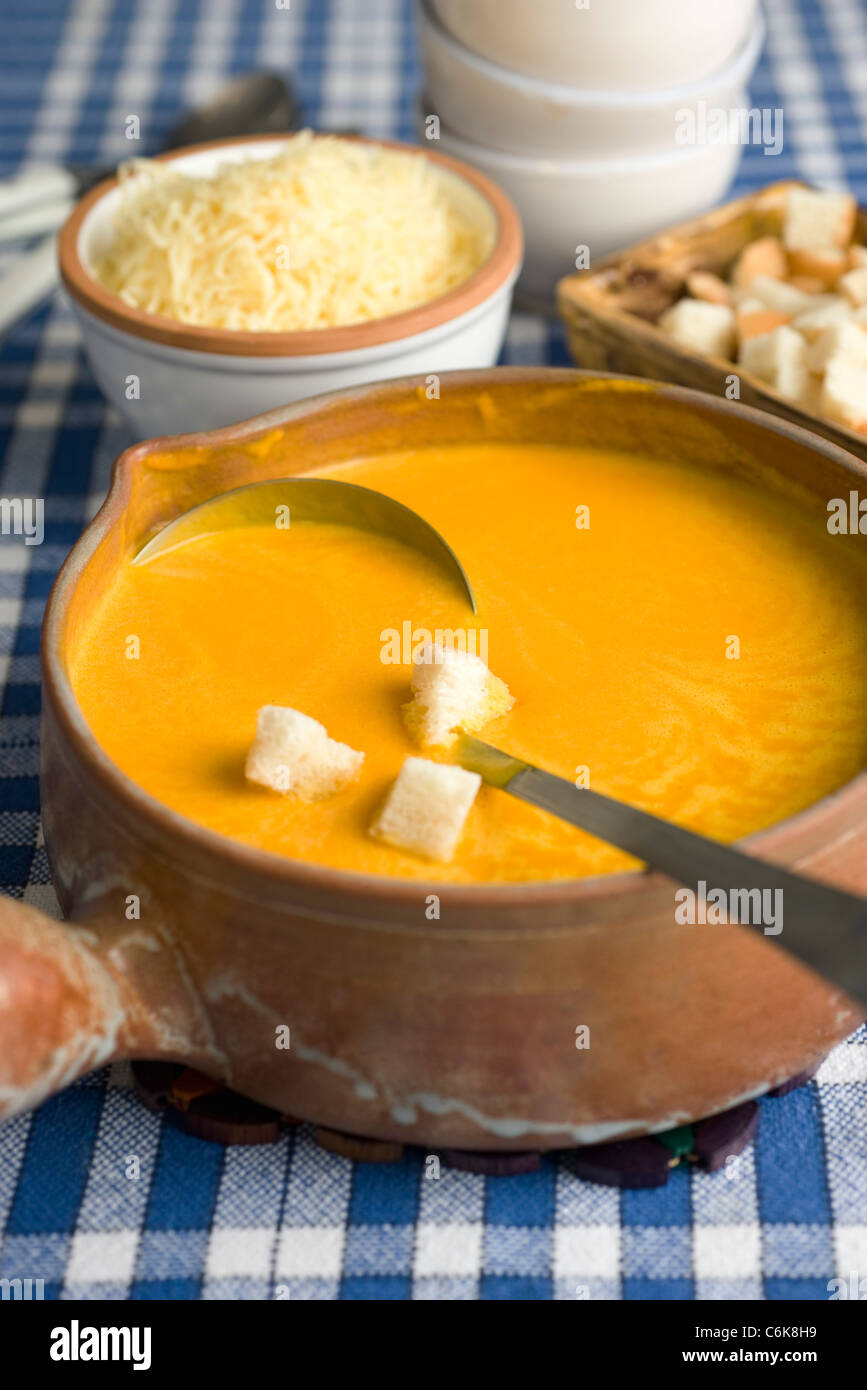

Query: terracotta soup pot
[{"left": 1, "top": 370, "right": 865, "bottom": 1150}]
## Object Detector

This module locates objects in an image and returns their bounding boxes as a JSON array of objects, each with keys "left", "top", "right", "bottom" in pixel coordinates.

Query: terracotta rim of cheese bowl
[
  {"left": 13, "top": 368, "right": 867, "bottom": 1149},
  {"left": 57, "top": 132, "right": 524, "bottom": 358}
]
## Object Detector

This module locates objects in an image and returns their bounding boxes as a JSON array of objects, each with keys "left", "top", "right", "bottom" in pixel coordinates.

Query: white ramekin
[
  {"left": 58, "top": 135, "right": 523, "bottom": 439},
  {"left": 430, "top": 0, "right": 761, "bottom": 92},
  {"left": 419, "top": 0, "right": 765, "bottom": 160},
  {"left": 423, "top": 111, "right": 744, "bottom": 304}
]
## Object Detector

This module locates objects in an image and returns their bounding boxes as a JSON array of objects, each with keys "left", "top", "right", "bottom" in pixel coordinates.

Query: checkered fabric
[{"left": 0, "top": 0, "right": 865, "bottom": 1302}]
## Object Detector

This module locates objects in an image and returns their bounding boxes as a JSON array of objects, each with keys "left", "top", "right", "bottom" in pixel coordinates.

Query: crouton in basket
[
  {"left": 787, "top": 244, "right": 848, "bottom": 289},
  {"left": 839, "top": 267, "right": 867, "bottom": 308},
  {"left": 737, "top": 307, "right": 791, "bottom": 341},
  {"left": 806, "top": 320, "right": 867, "bottom": 375},
  {"left": 731, "top": 235, "right": 788, "bottom": 288},
  {"left": 739, "top": 326, "right": 808, "bottom": 400},
  {"left": 789, "top": 273, "right": 831, "bottom": 294},
  {"left": 748, "top": 275, "right": 819, "bottom": 317},
  {"left": 791, "top": 295, "right": 852, "bottom": 341},
  {"left": 686, "top": 270, "right": 733, "bottom": 306},
  {"left": 658, "top": 298, "right": 736, "bottom": 359}
]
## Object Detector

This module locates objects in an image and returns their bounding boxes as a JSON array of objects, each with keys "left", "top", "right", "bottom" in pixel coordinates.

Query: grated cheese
[{"left": 91, "top": 132, "right": 494, "bottom": 333}]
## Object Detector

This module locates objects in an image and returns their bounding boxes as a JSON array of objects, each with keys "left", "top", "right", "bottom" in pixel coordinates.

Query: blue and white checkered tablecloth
[{"left": 0, "top": 0, "right": 865, "bottom": 1302}]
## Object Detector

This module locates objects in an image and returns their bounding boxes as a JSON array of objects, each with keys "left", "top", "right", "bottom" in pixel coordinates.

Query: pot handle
[{"left": 0, "top": 894, "right": 155, "bottom": 1122}]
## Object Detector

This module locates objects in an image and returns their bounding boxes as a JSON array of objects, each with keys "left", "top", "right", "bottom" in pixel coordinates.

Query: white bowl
[
  {"left": 58, "top": 135, "right": 522, "bottom": 439},
  {"left": 430, "top": 0, "right": 761, "bottom": 92},
  {"left": 423, "top": 111, "right": 744, "bottom": 304},
  {"left": 420, "top": 0, "right": 765, "bottom": 160}
]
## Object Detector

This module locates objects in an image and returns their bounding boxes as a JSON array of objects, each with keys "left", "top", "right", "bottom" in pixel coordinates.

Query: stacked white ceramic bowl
[{"left": 417, "top": 0, "right": 765, "bottom": 304}]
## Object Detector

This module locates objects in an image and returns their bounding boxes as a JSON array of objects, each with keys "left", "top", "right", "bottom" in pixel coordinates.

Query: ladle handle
[
  {"left": 458, "top": 737, "right": 867, "bottom": 1008},
  {"left": 516, "top": 766, "right": 867, "bottom": 1006},
  {"left": 0, "top": 894, "right": 151, "bottom": 1122}
]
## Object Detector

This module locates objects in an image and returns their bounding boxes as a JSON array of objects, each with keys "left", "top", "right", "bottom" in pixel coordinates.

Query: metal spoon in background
[
  {"left": 133, "top": 477, "right": 478, "bottom": 614},
  {"left": 0, "top": 72, "right": 303, "bottom": 338},
  {"left": 455, "top": 733, "right": 867, "bottom": 1008},
  {"left": 0, "top": 73, "right": 302, "bottom": 223}
]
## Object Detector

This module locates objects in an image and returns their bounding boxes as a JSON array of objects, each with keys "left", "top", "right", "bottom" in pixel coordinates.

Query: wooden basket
[{"left": 557, "top": 180, "right": 867, "bottom": 466}]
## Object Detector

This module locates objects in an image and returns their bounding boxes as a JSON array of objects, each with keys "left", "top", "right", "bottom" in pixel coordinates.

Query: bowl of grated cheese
[{"left": 58, "top": 131, "right": 522, "bottom": 438}]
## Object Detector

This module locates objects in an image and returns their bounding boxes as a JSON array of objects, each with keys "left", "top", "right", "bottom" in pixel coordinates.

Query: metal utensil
[
  {"left": 0, "top": 239, "right": 62, "bottom": 335},
  {"left": 0, "top": 198, "right": 74, "bottom": 245},
  {"left": 0, "top": 72, "right": 302, "bottom": 338},
  {"left": 457, "top": 733, "right": 867, "bottom": 1007},
  {"left": 0, "top": 73, "right": 301, "bottom": 225},
  {"left": 133, "top": 477, "right": 477, "bottom": 613},
  {"left": 163, "top": 71, "right": 302, "bottom": 149}
]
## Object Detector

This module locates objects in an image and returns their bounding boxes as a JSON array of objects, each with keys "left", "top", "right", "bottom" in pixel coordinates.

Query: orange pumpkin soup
[{"left": 69, "top": 443, "right": 867, "bottom": 883}]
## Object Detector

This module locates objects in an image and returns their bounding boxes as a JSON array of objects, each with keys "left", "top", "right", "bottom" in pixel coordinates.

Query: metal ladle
[
  {"left": 133, "top": 478, "right": 477, "bottom": 613},
  {"left": 456, "top": 734, "right": 867, "bottom": 1008}
]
